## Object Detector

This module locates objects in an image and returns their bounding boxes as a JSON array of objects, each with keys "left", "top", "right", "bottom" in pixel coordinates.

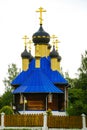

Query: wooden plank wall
[
  {"left": 4, "top": 114, "right": 43, "bottom": 127},
  {"left": 3, "top": 114, "right": 84, "bottom": 128},
  {"left": 47, "top": 115, "right": 82, "bottom": 129}
]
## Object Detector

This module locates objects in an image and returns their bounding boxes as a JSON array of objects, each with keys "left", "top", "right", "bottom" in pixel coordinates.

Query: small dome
[
  {"left": 29, "top": 50, "right": 34, "bottom": 62},
  {"left": 21, "top": 47, "right": 33, "bottom": 61},
  {"left": 49, "top": 46, "right": 58, "bottom": 58},
  {"left": 57, "top": 54, "right": 62, "bottom": 62},
  {"left": 21, "top": 47, "right": 30, "bottom": 59},
  {"left": 32, "top": 24, "right": 50, "bottom": 44},
  {"left": 48, "top": 44, "right": 51, "bottom": 49}
]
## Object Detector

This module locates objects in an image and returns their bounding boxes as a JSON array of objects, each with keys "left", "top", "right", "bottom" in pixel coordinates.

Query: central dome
[{"left": 32, "top": 24, "right": 50, "bottom": 44}]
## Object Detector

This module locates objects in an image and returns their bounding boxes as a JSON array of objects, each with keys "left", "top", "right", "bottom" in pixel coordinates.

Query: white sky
[{"left": 0, "top": 0, "right": 87, "bottom": 95}]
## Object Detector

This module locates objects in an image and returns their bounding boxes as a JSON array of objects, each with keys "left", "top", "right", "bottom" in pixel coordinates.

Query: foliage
[
  {"left": 46, "top": 109, "right": 52, "bottom": 116},
  {"left": 0, "top": 91, "right": 13, "bottom": 109},
  {"left": 66, "top": 50, "right": 87, "bottom": 115},
  {"left": 0, "top": 63, "right": 20, "bottom": 109},
  {"left": 0, "top": 106, "right": 13, "bottom": 115},
  {"left": 3, "top": 63, "right": 20, "bottom": 91}
]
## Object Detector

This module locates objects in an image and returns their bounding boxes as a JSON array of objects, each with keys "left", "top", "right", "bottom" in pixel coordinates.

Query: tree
[
  {"left": 3, "top": 63, "right": 20, "bottom": 92},
  {"left": 77, "top": 50, "right": 87, "bottom": 90},
  {"left": 0, "top": 91, "right": 13, "bottom": 109},
  {"left": 0, "top": 63, "right": 20, "bottom": 109},
  {"left": 66, "top": 50, "right": 87, "bottom": 115}
]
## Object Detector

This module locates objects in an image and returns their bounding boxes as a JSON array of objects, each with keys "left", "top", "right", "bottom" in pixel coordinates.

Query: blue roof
[
  {"left": 44, "top": 70, "right": 68, "bottom": 84},
  {"left": 40, "top": 57, "right": 68, "bottom": 84},
  {"left": 40, "top": 57, "right": 51, "bottom": 71},
  {"left": 11, "top": 69, "right": 32, "bottom": 85},
  {"left": 11, "top": 57, "right": 68, "bottom": 86},
  {"left": 13, "top": 68, "right": 63, "bottom": 94}
]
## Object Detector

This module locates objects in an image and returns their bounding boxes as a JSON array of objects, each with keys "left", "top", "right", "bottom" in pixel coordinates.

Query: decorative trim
[{"left": 33, "top": 36, "right": 50, "bottom": 38}]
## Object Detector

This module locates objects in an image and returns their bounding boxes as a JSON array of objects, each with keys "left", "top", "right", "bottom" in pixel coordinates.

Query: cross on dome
[
  {"left": 36, "top": 7, "right": 46, "bottom": 25},
  {"left": 27, "top": 40, "right": 32, "bottom": 51},
  {"left": 51, "top": 34, "right": 57, "bottom": 46},
  {"left": 55, "top": 39, "right": 60, "bottom": 51},
  {"left": 22, "top": 35, "right": 29, "bottom": 47}
]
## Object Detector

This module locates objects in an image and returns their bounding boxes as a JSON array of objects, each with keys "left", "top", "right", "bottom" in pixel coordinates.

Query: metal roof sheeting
[
  {"left": 13, "top": 68, "right": 63, "bottom": 94},
  {"left": 45, "top": 70, "right": 68, "bottom": 84},
  {"left": 11, "top": 57, "right": 68, "bottom": 86},
  {"left": 11, "top": 69, "right": 32, "bottom": 85},
  {"left": 40, "top": 57, "right": 68, "bottom": 84}
]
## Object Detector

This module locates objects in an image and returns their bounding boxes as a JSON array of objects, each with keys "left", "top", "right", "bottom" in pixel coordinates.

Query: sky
[{"left": 0, "top": 0, "right": 87, "bottom": 95}]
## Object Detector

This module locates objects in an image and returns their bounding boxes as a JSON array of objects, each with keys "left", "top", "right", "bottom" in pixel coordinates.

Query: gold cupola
[{"left": 32, "top": 7, "right": 50, "bottom": 58}]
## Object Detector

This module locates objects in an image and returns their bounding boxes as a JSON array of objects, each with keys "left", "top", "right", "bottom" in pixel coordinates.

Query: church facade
[{"left": 11, "top": 7, "right": 69, "bottom": 114}]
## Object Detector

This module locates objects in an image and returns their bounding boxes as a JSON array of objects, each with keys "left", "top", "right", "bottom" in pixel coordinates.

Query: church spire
[
  {"left": 51, "top": 34, "right": 57, "bottom": 46},
  {"left": 22, "top": 35, "right": 29, "bottom": 48},
  {"left": 36, "top": 7, "right": 46, "bottom": 25},
  {"left": 21, "top": 35, "right": 30, "bottom": 71},
  {"left": 27, "top": 40, "right": 32, "bottom": 51},
  {"left": 55, "top": 39, "right": 60, "bottom": 51}
]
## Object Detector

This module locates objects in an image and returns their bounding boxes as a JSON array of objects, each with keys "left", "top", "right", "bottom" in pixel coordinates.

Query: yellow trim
[
  {"left": 51, "top": 58, "right": 61, "bottom": 71},
  {"left": 35, "top": 44, "right": 48, "bottom": 57},
  {"left": 35, "top": 58, "right": 40, "bottom": 68},
  {"left": 47, "top": 48, "right": 50, "bottom": 56},
  {"left": 57, "top": 61, "right": 61, "bottom": 72},
  {"left": 22, "top": 59, "right": 29, "bottom": 71},
  {"left": 33, "top": 36, "right": 50, "bottom": 38},
  {"left": 51, "top": 58, "right": 57, "bottom": 71},
  {"left": 40, "top": 44, "right": 48, "bottom": 57},
  {"left": 35, "top": 44, "right": 40, "bottom": 57}
]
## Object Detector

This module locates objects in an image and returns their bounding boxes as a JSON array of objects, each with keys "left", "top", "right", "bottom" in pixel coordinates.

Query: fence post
[
  {"left": 1, "top": 112, "right": 5, "bottom": 129},
  {"left": 81, "top": 113, "right": 87, "bottom": 130},
  {"left": 42, "top": 112, "right": 48, "bottom": 130}
]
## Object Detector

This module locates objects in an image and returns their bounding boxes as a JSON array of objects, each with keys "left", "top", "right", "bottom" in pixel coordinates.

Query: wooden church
[{"left": 11, "top": 7, "right": 69, "bottom": 114}]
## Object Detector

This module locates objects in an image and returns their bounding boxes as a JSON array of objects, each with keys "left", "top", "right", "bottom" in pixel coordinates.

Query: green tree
[
  {"left": 0, "top": 106, "right": 13, "bottom": 115},
  {"left": 66, "top": 50, "right": 87, "bottom": 115},
  {"left": 0, "top": 63, "right": 20, "bottom": 109},
  {"left": 3, "top": 63, "right": 20, "bottom": 91},
  {"left": 0, "top": 91, "right": 13, "bottom": 109},
  {"left": 77, "top": 51, "right": 87, "bottom": 90}
]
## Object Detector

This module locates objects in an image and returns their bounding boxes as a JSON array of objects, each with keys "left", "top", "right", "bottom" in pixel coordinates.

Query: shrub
[
  {"left": 0, "top": 106, "right": 13, "bottom": 115},
  {"left": 46, "top": 109, "right": 52, "bottom": 116}
]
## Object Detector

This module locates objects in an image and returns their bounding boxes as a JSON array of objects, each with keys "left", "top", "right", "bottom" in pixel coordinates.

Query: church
[{"left": 11, "top": 7, "right": 69, "bottom": 115}]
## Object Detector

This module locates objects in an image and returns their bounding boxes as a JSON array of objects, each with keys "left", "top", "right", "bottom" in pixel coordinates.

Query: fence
[
  {"left": 4, "top": 114, "right": 43, "bottom": 127},
  {"left": 48, "top": 115, "right": 82, "bottom": 129},
  {"left": 0, "top": 112, "right": 87, "bottom": 130}
]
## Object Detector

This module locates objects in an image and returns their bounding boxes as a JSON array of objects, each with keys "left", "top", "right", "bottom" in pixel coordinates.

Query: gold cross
[
  {"left": 36, "top": 7, "right": 46, "bottom": 25},
  {"left": 51, "top": 34, "right": 58, "bottom": 46},
  {"left": 55, "top": 39, "right": 60, "bottom": 51},
  {"left": 22, "top": 35, "right": 29, "bottom": 47},
  {"left": 27, "top": 40, "right": 32, "bottom": 51}
]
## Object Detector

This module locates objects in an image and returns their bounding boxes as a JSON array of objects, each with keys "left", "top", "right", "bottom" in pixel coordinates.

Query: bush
[
  {"left": 46, "top": 109, "right": 52, "bottom": 116},
  {"left": 0, "top": 106, "right": 13, "bottom": 115}
]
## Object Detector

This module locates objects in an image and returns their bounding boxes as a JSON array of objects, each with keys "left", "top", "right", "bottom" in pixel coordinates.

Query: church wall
[
  {"left": 40, "top": 44, "right": 48, "bottom": 57},
  {"left": 51, "top": 58, "right": 58, "bottom": 71},
  {"left": 35, "top": 44, "right": 48, "bottom": 57},
  {"left": 22, "top": 58, "right": 29, "bottom": 71},
  {"left": 14, "top": 93, "right": 65, "bottom": 112},
  {"left": 26, "top": 93, "right": 46, "bottom": 110}
]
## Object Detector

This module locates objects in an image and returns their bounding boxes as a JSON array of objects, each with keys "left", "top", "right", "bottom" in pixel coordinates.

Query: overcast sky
[{"left": 0, "top": 0, "right": 87, "bottom": 95}]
